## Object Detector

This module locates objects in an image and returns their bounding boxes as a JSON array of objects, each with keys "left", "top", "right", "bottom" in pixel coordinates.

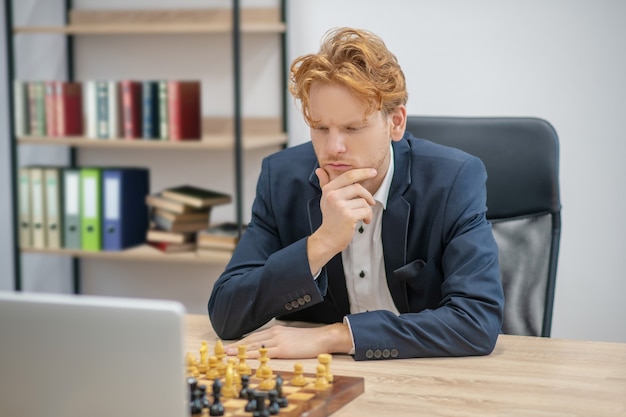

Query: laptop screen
[{"left": 0, "top": 291, "right": 188, "bottom": 417}]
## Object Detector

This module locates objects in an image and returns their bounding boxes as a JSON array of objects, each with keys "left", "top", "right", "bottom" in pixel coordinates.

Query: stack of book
[
  {"left": 196, "top": 222, "right": 245, "bottom": 257},
  {"left": 146, "top": 185, "right": 232, "bottom": 253}
]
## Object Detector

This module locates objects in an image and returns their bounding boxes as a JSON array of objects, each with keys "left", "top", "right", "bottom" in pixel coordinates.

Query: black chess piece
[
  {"left": 253, "top": 391, "right": 270, "bottom": 417},
  {"left": 190, "top": 388, "right": 203, "bottom": 415},
  {"left": 187, "top": 377, "right": 198, "bottom": 402},
  {"left": 275, "top": 374, "right": 289, "bottom": 408},
  {"left": 245, "top": 388, "right": 257, "bottom": 412},
  {"left": 209, "top": 378, "right": 225, "bottom": 416},
  {"left": 268, "top": 390, "right": 280, "bottom": 415},
  {"left": 239, "top": 374, "right": 251, "bottom": 399},
  {"left": 198, "top": 384, "right": 210, "bottom": 409}
]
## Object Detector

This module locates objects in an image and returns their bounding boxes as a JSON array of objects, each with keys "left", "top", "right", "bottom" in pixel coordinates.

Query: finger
[
  {"left": 315, "top": 168, "right": 330, "bottom": 188},
  {"left": 333, "top": 168, "right": 377, "bottom": 189}
]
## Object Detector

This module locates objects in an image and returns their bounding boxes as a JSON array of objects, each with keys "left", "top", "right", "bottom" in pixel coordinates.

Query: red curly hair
[{"left": 289, "top": 27, "right": 408, "bottom": 126}]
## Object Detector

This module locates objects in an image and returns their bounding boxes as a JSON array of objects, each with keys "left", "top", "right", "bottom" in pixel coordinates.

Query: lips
[{"left": 325, "top": 163, "right": 352, "bottom": 172}]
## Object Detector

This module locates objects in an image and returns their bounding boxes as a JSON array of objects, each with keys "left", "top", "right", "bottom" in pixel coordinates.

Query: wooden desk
[{"left": 184, "top": 314, "right": 626, "bottom": 417}]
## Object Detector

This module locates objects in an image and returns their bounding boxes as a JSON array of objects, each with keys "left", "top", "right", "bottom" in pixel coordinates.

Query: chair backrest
[{"left": 405, "top": 116, "right": 561, "bottom": 337}]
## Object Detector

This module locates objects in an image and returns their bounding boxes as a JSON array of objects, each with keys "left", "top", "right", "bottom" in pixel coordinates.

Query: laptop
[{"left": 0, "top": 291, "right": 188, "bottom": 417}]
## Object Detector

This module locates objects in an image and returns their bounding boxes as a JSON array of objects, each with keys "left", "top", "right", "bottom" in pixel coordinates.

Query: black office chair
[{"left": 405, "top": 116, "right": 561, "bottom": 337}]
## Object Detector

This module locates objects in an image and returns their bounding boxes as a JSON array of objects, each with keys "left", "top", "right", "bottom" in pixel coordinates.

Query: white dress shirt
[{"left": 342, "top": 144, "right": 400, "bottom": 316}]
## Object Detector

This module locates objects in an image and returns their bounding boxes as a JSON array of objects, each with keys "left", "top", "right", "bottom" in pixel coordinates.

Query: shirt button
[
  {"left": 359, "top": 271, "right": 365, "bottom": 278},
  {"left": 358, "top": 225, "right": 364, "bottom": 233}
]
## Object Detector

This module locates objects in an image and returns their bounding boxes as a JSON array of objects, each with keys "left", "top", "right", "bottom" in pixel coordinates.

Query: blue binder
[{"left": 102, "top": 168, "right": 150, "bottom": 251}]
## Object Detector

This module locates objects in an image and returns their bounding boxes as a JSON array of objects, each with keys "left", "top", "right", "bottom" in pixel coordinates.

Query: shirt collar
[{"left": 372, "top": 144, "right": 394, "bottom": 210}]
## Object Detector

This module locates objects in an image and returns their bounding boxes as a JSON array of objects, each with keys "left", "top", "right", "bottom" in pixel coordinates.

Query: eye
[{"left": 346, "top": 126, "right": 363, "bottom": 132}]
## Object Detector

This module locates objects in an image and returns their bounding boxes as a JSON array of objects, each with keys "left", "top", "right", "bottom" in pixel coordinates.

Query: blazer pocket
[{"left": 394, "top": 258, "right": 440, "bottom": 292}]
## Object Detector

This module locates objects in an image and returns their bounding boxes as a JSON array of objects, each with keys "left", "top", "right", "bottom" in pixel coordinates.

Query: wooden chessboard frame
[{"left": 192, "top": 370, "right": 364, "bottom": 417}]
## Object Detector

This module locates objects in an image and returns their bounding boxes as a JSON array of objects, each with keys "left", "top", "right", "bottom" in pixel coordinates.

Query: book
[
  {"left": 142, "top": 81, "right": 159, "bottom": 139},
  {"left": 44, "top": 81, "right": 57, "bottom": 137},
  {"left": 55, "top": 81, "right": 83, "bottom": 136},
  {"left": 96, "top": 81, "right": 109, "bottom": 139},
  {"left": 152, "top": 214, "right": 208, "bottom": 233},
  {"left": 102, "top": 168, "right": 150, "bottom": 251},
  {"left": 197, "top": 222, "right": 244, "bottom": 251},
  {"left": 28, "top": 82, "right": 46, "bottom": 136},
  {"left": 17, "top": 167, "right": 32, "bottom": 248},
  {"left": 161, "top": 185, "right": 231, "bottom": 209},
  {"left": 43, "top": 167, "right": 63, "bottom": 249},
  {"left": 145, "top": 193, "right": 201, "bottom": 214},
  {"left": 153, "top": 208, "right": 210, "bottom": 223},
  {"left": 149, "top": 241, "right": 196, "bottom": 253},
  {"left": 80, "top": 167, "right": 102, "bottom": 251},
  {"left": 13, "top": 80, "right": 29, "bottom": 137},
  {"left": 108, "top": 80, "right": 121, "bottom": 139},
  {"left": 83, "top": 80, "right": 98, "bottom": 139},
  {"left": 146, "top": 228, "right": 194, "bottom": 244},
  {"left": 62, "top": 168, "right": 82, "bottom": 249},
  {"left": 121, "top": 80, "right": 142, "bottom": 139},
  {"left": 29, "top": 167, "right": 48, "bottom": 248},
  {"left": 158, "top": 80, "right": 169, "bottom": 140},
  {"left": 167, "top": 80, "right": 201, "bottom": 141}
]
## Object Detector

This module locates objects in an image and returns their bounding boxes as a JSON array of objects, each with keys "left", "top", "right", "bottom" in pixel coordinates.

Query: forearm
[{"left": 209, "top": 237, "right": 324, "bottom": 340}]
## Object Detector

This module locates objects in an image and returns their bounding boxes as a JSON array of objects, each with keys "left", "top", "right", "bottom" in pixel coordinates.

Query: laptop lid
[{"left": 0, "top": 291, "right": 187, "bottom": 417}]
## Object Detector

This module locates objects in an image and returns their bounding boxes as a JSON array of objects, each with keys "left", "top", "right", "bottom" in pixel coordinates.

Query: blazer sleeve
[
  {"left": 347, "top": 156, "right": 504, "bottom": 360},
  {"left": 208, "top": 157, "right": 327, "bottom": 340}
]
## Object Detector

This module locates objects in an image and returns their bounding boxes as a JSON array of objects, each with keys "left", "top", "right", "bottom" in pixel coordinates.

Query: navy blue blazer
[{"left": 208, "top": 132, "right": 504, "bottom": 360}]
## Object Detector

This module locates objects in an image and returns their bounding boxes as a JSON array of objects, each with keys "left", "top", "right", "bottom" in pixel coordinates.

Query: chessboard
[{"left": 186, "top": 341, "right": 364, "bottom": 417}]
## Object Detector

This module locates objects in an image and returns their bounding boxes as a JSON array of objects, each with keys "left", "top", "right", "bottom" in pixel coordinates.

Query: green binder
[{"left": 80, "top": 168, "right": 102, "bottom": 251}]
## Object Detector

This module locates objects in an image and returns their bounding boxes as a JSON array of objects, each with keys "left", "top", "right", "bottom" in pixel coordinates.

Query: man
[{"left": 208, "top": 27, "right": 504, "bottom": 360}]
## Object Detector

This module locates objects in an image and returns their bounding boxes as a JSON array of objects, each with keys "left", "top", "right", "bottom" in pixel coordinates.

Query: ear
[{"left": 389, "top": 105, "right": 407, "bottom": 141}]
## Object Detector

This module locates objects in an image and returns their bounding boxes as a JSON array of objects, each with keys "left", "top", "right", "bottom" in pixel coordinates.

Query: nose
[{"left": 326, "top": 129, "right": 347, "bottom": 155}]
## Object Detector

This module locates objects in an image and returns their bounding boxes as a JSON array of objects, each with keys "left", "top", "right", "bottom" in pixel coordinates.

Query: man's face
[{"left": 309, "top": 82, "right": 395, "bottom": 195}]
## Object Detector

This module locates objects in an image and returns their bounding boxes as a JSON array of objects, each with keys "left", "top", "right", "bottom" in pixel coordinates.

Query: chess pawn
[
  {"left": 314, "top": 364, "right": 330, "bottom": 389},
  {"left": 258, "top": 366, "right": 275, "bottom": 391},
  {"left": 240, "top": 374, "right": 251, "bottom": 399},
  {"left": 244, "top": 387, "right": 257, "bottom": 412},
  {"left": 209, "top": 378, "right": 225, "bottom": 416},
  {"left": 237, "top": 345, "right": 252, "bottom": 376},
  {"left": 317, "top": 353, "right": 334, "bottom": 383},
  {"left": 186, "top": 352, "right": 200, "bottom": 378},
  {"left": 198, "top": 341, "right": 209, "bottom": 373},
  {"left": 290, "top": 363, "right": 307, "bottom": 387},
  {"left": 206, "top": 356, "right": 220, "bottom": 380}
]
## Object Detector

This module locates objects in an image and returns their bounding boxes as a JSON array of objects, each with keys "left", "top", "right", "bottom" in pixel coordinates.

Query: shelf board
[
  {"left": 14, "top": 8, "right": 286, "bottom": 35},
  {"left": 17, "top": 134, "right": 287, "bottom": 150},
  {"left": 21, "top": 244, "right": 232, "bottom": 264}
]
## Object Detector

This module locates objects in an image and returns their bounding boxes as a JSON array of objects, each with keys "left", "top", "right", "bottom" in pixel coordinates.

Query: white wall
[
  {"left": 2, "top": 0, "right": 625, "bottom": 343},
  {"left": 286, "top": 0, "right": 626, "bottom": 343}
]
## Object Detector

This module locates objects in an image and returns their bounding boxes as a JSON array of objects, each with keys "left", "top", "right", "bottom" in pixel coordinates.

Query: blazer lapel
[{"left": 382, "top": 140, "right": 412, "bottom": 313}]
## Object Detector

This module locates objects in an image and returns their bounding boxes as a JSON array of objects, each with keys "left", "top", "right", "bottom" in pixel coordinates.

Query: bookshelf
[{"left": 6, "top": 1, "right": 287, "bottom": 291}]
